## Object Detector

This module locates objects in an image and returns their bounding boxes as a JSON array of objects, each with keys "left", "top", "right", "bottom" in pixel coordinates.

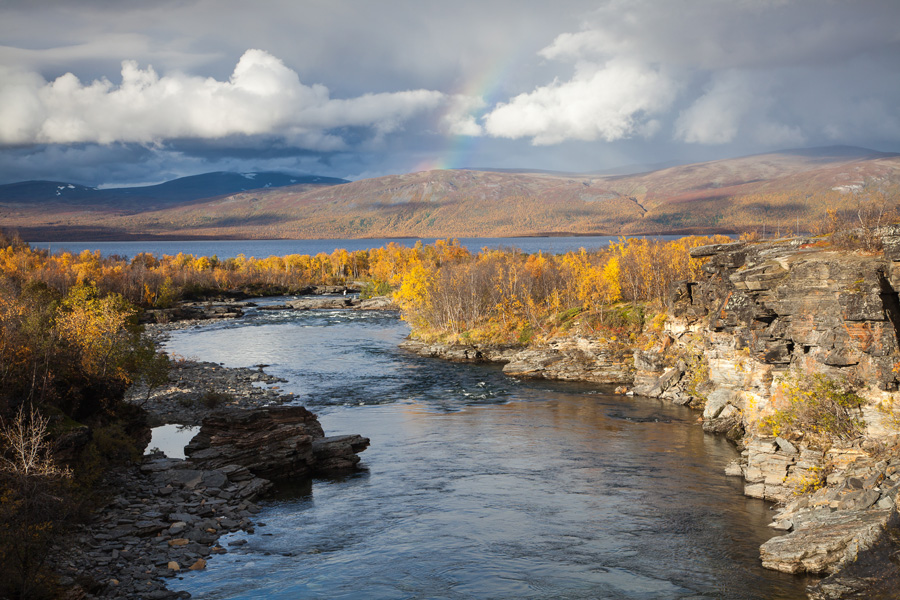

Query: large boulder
[{"left": 184, "top": 406, "right": 368, "bottom": 480}]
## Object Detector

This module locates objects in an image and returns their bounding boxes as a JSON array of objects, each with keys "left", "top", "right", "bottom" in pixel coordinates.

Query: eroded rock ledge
[
  {"left": 638, "top": 235, "right": 900, "bottom": 598},
  {"left": 399, "top": 336, "right": 634, "bottom": 383},
  {"left": 185, "top": 406, "right": 370, "bottom": 479}
]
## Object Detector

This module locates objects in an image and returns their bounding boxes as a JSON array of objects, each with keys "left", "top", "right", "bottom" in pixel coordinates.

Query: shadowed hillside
[
  {"left": 4, "top": 148, "right": 899, "bottom": 240},
  {"left": 0, "top": 172, "right": 348, "bottom": 212}
]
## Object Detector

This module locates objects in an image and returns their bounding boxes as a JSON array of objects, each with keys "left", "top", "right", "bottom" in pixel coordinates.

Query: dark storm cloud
[
  {"left": 0, "top": 0, "right": 898, "bottom": 184},
  {"left": 484, "top": 0, "right": 900, "bottom": 147},
  {"left": 0, "top": 141, "right": 369, "bottom": 187}
]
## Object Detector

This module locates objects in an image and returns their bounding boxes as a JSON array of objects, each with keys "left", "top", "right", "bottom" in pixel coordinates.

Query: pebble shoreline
[{"left": 54, "top": 319, "right": 301, "bottom": 599}]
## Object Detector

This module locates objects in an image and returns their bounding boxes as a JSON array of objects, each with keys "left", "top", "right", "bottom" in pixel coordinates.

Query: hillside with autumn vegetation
[{"left": 2, "top": 146, "right": 898, "bottom": 240}]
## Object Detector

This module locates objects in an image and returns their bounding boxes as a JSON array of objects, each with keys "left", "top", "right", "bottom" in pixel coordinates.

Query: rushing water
[
  {"left": 162, "top": 304, "right": 809, "bottom": 599},
  {"left": 33, "top": 235, "right": 692, "bottom": 260}
]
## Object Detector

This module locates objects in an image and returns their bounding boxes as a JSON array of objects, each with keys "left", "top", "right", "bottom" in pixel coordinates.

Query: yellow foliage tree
[{"left": 55, "top": 284, "right": 136, "bottom": 380}]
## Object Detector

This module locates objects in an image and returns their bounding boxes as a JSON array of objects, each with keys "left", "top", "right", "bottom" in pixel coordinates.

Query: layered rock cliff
[
  {"left": 634, "top": 234, "right": 900, "bottom": 596},
  {"left": 185, "top": 406, "right": 370, "bottom": 479}
]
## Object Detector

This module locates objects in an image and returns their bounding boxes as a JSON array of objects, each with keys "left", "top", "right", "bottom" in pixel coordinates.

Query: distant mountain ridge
[
  {"left": 3, "top": 147, "right": 899, "bottom": 241},
  {"left": 0, "top": 172, "right": 349, "bottom": 210},
  {"left": 775, "top": 145, "right": 899, "bottom": 159}
]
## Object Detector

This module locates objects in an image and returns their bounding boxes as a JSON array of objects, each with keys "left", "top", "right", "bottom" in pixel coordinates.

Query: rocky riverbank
[
  {"left": 399, "top": 335, "right": 633, "bottom": 383},
  {"left": 58, "top": 314, "right": 370, "bottom": 598},
  {"left": 127, "top": 356, "right": 290, "bottom": 428},
  {"left": 140, "top": 291, "right": 396, "bottom": 324},
  {"left": 52, "top": 453, "right": 271, "bottom": 599},
  {"left": 659, "top": 235, "right": 900, "bottom": 598},
  {"left": 400, "top": 234, "right": 900, "bottom": 599}
]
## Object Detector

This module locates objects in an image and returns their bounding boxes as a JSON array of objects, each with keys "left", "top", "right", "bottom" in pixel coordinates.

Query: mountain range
[
  {"left": 0, "top": 172, "right": 349, "bottom": 210},
  {"left": 1, "top": 146, "right": 897, "bottom": 241}
]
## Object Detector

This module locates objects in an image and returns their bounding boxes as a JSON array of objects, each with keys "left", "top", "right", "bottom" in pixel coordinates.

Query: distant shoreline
[{"left": 20, "top": 227, "right": 737, "bottom": 243}]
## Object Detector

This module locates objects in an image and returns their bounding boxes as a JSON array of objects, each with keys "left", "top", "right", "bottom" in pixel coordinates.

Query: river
[{"left": 161, "top": 302, "right": 809, "bottom": 599}]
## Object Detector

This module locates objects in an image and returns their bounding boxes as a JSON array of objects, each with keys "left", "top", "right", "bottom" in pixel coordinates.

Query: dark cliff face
[{"left": 674, "top": 237, "right": 900, "bottom": 392}]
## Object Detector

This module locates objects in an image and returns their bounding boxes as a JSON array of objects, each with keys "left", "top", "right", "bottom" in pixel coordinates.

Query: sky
[{"left": 1, "top": 0, "right": 899, "bottom": 186}]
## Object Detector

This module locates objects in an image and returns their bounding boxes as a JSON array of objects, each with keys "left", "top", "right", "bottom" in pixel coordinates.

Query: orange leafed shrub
[{"left": 393, "top": 235, "right": 729, "bottom": 344}]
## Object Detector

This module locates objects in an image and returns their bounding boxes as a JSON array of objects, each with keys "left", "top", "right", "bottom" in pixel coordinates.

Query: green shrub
[
  {"left": 759, "top": 372, "right": 865, "bottom": 447},
  {"left": 556, "top": 306, "right": 583, "bottom": 325},
  {"left": 601, "top": 304, "right": 645, "bottom": 332},
  {"left": 360, "top": 281, "right": 392, "bottom": 299}
]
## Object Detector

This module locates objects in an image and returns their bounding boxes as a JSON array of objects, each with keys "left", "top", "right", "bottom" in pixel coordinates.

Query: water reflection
[
  {"left": 144, "top": 424, "right": 199, "bottom": 459},
  {"left": 164, "top": 308, "right": 809, "bottom": 599}
]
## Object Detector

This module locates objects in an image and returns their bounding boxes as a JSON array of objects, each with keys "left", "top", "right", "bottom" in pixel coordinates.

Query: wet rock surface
[{"left": 141, "top": 301, "right": 252, "bottom": 324}]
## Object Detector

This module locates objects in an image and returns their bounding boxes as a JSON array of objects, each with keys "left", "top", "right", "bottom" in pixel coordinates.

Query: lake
[{"left": 33, "top": 235, "right": 692, "bottom": 259}]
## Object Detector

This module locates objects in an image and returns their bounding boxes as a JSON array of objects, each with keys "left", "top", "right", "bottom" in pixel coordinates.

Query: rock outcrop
[
  {"left": 635, "top": 238, "right": 900, "bottom": 443},
  {"left": 635, "top": 234, "right": 900, "bottom": 594},
  {"left": 253, "top": 294, "right": 398, "bottom": 311},
  {"left": 285, "top": 296, "right": 357, "bottom": 310},
  {"left": 142, "top": 301, "right": 250, "bottom": 324},
  {"left": 501, "top": 336, "right": 634, "bottom": 383},
  {"left": 399, "top": 339, "right": 519, "bottom": 363},
  {"left": 184, "top": 406, "right": 369, "bottom": 479},
  {"left": 399, "top": 336, "right": 634, "bottom": 383}
]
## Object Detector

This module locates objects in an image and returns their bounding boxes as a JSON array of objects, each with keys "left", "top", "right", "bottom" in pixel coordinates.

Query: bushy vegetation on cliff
[{"left": 759, "top": 372, "right": 866, "bottom": 448}]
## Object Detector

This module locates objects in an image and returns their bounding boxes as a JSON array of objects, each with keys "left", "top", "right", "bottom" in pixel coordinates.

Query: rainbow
[{"left": 412, "top": 54, "right": 515, "bottom": 173}]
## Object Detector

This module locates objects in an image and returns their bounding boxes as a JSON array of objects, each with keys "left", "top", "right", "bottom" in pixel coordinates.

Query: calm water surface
[
  {"left": 34, "top": 235, "right": 690, "bottom": 259},
  {"left": 162, "top": 304, "right": 808, "bottom": 599}
]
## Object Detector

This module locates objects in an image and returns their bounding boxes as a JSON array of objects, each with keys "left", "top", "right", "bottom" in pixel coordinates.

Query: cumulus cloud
[
  {"left": 484, "top": 60, "right": 676, "bottom": 144},
  {"left": 0, "top": 49, "right": 445, "bottom": 149},
  {"left": 539, "top": 0, "right": 900, "bottom": 70},
  {"left": 440, "top": 94, "right": 486, "bottom": 137},
  {"left": 483, "top": 0, "right": 900, "bottom": 149},
  {"left": 674, "top": 72, "right": 756, "bottom": 145}
]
